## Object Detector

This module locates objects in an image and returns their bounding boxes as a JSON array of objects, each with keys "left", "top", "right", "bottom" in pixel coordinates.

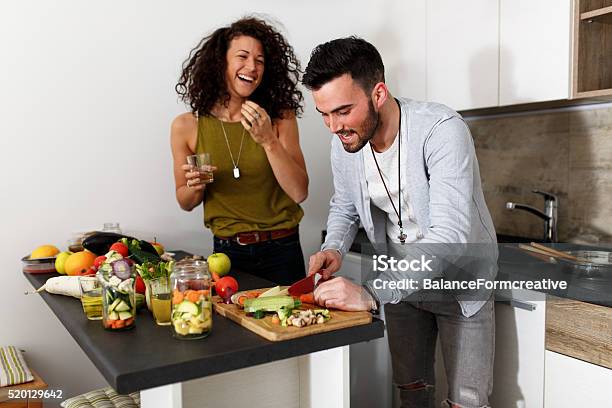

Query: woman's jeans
[{"left": 213, "top": 232, "right": 306, "bottom": 286}]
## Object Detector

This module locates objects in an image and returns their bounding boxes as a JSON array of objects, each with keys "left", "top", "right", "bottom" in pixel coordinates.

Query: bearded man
[{"left": 303, "top": 37, "right": 498, "bottom": 408}]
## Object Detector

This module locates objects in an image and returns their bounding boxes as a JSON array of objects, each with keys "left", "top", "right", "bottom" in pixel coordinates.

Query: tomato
[
  {"left": 93, "top": 256, "right": 107, "bottom": 269},
  {"left": 135, "top": 275, "right": 146, "bottom": 294},
  {"left": 109, "top": 242, "right": 129, "bottom": 257},
  {"left": 215, "top": 276, "right": 239, "bottom": 300}
]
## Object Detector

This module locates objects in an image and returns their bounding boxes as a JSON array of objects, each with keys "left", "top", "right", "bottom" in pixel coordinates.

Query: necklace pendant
[
  {"left": 233, "top": 167, "right": 240, "bottom": 179},
  {"left": 398, "top": 230, "right": 407, "bottom": 245}
]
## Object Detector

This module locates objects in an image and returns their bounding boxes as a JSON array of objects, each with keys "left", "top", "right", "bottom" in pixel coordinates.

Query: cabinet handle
[{"left": 496, "top": 296, "right": 537, "bottom": 311}]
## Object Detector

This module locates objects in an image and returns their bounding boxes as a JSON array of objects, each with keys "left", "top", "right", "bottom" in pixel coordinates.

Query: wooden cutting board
[{"left": 212, "top": 292, "right": 372, "bottom": 342}]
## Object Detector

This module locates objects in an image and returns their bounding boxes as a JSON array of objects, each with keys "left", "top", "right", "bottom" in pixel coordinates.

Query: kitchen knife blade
[{"left": 288, "top": 273, "right": 319, "bottom": 296}]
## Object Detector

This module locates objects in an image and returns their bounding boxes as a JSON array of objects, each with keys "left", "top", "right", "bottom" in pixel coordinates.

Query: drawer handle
[{"left": 497, "top": 296, "right": 537, "bottom": 311}]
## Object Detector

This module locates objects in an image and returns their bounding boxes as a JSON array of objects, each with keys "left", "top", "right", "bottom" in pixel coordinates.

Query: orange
[
  {"left": 64, "top": 251, "right": 97, "bottom": 276},
  {"left": 30, "top": 245, "right": 60, "bottom": 259}
]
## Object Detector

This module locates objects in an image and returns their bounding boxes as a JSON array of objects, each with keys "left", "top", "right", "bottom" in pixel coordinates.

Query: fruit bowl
[{"left": 21, "top": 255, "right": 57, "bottom": 274}]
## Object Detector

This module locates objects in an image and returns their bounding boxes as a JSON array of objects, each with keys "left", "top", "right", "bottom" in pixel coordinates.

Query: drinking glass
[
  {"left": 79, "top": 276, "right": 103, "bottom": 320},
  {"left": 186, "top": 153, "right": 214, "bottom": 184},
  {"left": 150, "top": 277, "right": 172, "bottom": 326}
]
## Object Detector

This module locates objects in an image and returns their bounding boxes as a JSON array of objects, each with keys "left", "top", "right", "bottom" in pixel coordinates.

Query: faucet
[{"left": 506, "top": 190, "right": 558, "bottom": 242}]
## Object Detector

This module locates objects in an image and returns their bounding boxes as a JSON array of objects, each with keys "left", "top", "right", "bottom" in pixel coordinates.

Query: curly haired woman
[{"left": 171, "top": 17, "right": 309, "bottom": 285}]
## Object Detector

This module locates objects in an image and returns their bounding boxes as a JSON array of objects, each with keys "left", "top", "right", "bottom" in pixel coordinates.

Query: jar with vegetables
[
  {"left": 171, "top": 260, "right": 212, "bottom": 340},
  {"left": 97, "top": 252, "right": 136, "bottom": 331}
]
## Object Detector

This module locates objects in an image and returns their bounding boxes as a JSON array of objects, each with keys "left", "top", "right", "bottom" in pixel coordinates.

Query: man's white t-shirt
[{"left": 363, "top": 134, "right": 422, "bottom": 244}]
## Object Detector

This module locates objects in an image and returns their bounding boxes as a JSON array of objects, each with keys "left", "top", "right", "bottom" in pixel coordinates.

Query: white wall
[{"left": 0, "top": 1, "right": 425, "bottom": 405}]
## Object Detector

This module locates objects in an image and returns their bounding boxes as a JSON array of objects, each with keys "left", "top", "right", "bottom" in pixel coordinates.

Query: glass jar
[
  {"left": 102, "top": 222, "right": 122, "bottom": 234},
  {"left": 97, "top": 268, "right": 136, "bottom": 331},
  {"left": 170, "top": 260, "right": 212, "bottom": 340}
]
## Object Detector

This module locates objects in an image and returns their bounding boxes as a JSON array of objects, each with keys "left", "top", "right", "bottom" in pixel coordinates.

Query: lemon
[{"left": 31, "top": 245, "right": 60, "bottom": 259}]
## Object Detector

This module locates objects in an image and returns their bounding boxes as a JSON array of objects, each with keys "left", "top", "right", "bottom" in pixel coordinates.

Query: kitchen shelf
[
  {"left": 580, "top": 5, "right": 612, "bottom": 23},
  {"left": 572, "top": 0, "right": 612, "bottom": 98}
]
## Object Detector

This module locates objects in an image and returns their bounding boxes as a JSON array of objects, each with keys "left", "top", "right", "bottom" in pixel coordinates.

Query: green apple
[
  {"left": 151, "top": 242, "right": 164, "bottom": 256},
  {"left": 54, "top": 251, "right": 73, "bottom": 275},
  {"left": 207, "top": 252, "right": 231, "bottom": 277}
]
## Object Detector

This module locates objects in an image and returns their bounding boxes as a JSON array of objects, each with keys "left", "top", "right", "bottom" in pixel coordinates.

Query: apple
[
  {"left": 54, "top": 251, "right": 73, "bottom": 275},
  {"left": 151, "top": 242, "right": 164, "bottom": 256},
  {"left": 207, "top": 252, "right": 231, "bottom": 277}
]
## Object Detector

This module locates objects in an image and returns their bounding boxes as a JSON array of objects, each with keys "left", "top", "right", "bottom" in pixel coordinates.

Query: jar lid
[{"left": 172, "top": 260, "right": 210, "bottom": 279}]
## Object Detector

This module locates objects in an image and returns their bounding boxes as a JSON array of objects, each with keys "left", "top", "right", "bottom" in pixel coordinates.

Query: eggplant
[{"left": 82, "top": 231, "right": 160, "bottom": 261}]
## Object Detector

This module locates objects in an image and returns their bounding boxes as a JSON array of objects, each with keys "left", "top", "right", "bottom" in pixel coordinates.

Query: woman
[{"left": 171, "top": 17, "right": 308, "bottom": 285}]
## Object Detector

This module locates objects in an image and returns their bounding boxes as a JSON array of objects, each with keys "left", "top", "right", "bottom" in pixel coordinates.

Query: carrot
[
  {"left": 115, "top": 319, "right": 126, "bottom": 329},
  {"left": 172, "top": 290, "right": 184, "bottom": 305},
  {"left": 186, "top": 290, "right": 201, "bottom": 303},
  {"left": 238, "top": 296, "right": 247, "bottom": 306},
  {"left": 211, "top": 271, "right": 220, "bottom": 282},
  {"left": 299, "top": 293, "right": 315, "bottom": 305},
  {"left": 271, "top": 315, "right": 280, "bottom": 325}
]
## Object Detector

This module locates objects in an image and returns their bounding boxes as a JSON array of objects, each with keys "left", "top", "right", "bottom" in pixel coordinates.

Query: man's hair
[{"left": 303, "top": 37, "right": 385, "bottom": 92}]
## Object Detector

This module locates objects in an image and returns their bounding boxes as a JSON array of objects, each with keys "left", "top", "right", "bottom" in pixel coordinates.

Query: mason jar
[
  {"left": 170, "top": 260, "right": 212, "bottom": 340},
  {"left": 97, "top": 268, "right": 136, "bottom": 331}
]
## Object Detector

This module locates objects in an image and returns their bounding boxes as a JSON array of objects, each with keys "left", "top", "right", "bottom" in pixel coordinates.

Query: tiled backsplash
[{"left": 468, "top": 105, "right": 612, "bottom": 244}]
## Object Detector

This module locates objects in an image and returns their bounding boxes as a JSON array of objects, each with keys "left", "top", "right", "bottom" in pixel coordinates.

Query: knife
[{"left": 288, "top": 273, "right": 320, "bottom": 296}]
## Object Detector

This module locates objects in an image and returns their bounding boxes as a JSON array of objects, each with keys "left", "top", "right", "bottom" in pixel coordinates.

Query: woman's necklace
[
  {"left": 219, "top": 118, "right": 245, "bottom": 179},
  {"left": 369, "top": 98, "right": 406, "bottom": 244}
]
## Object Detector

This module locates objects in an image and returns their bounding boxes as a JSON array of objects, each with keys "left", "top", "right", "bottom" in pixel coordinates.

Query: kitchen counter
[
  {"left": 23, "top": 252, "right": 384, "bottom": 396},
  {"left": 327, "top": 228, "right": 612, "bottom": 307}
]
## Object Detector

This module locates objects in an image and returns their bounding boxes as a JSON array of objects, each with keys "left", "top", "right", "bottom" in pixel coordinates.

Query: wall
[
  {"left": 0, "top": 1, "right": 425, "bottom": 405},
  {"left": 469, "top": 104, "right": 612, "bottom": 244}
]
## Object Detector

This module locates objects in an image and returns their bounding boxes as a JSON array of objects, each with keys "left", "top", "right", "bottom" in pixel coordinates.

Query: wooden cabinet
[
  {"left": 499, "top": 0, "right": 572, "bottom": 105},
  {"left": 572, "top": 0, "right": 612, "bottom": 97},
  {"left": 426, "top": 0, "right": 499, "bottom": 111},
  {"left": 544, "top": 351, "right": 612, "bottom": 407}
]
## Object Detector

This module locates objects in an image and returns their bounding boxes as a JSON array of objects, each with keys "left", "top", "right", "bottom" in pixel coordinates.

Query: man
[{"left": 303, "top": 37, "right": 498, "bottom": 408}]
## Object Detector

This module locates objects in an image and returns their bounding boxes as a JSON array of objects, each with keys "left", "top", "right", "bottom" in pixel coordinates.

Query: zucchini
[{"left": 243, "top": 296, "right": 299, "bottom": 313}]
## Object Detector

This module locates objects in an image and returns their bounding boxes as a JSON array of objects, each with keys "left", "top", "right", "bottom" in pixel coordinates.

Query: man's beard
[{"left": 339, "top": 100, "right": 380, "bottom": 153}]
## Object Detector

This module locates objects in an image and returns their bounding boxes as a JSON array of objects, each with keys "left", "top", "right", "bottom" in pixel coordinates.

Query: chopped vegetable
[
  {"left": 243, "top": 296, "right": 300, "bottom": 313},
  {"left": 299, "top": 293, "right": 315, "bottom": 305}
]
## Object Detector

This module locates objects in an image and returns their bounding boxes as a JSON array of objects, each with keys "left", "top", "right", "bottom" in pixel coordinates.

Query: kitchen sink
[{"left": 496, "top": 234, "right": 546, "bottom": 244}]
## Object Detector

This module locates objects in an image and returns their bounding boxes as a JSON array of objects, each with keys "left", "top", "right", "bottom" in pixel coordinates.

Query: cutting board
[{"left": 212, "top": 292, "right": 372, "bottom": 342}]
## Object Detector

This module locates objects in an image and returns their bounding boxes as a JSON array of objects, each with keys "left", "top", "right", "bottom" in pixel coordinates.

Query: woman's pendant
[{"left": 233, "top": 167, "right": 240, "bottom": 179}]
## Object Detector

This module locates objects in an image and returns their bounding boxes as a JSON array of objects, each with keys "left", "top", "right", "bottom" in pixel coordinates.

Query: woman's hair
[
  {"left": 176, "top": 17, "right": 303, "bottom": 119},
  {"left": 303, "top": 36, "right": 385, "bottom": 93}
]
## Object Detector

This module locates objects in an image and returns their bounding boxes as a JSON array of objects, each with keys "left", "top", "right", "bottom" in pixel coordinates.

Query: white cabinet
[
  {"left": 490, "top": 289, "right": 547, "bottom": 408},
  {"left": 544, "top": 351, "right": 612, "bottom": 407},
  {"left": 427, "top": 0, "right": 499, "bottom": 111},
  {"left": 499, "top": 0, "right": 572, "bottom": 105}
]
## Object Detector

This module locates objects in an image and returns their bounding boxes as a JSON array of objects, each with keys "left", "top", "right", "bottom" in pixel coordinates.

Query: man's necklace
[
  {"left": 369, "top": 98, "right": 406, "bottom": 244},
  {"left": 220, "top": 120, "right": 245, "bottom": 179}
]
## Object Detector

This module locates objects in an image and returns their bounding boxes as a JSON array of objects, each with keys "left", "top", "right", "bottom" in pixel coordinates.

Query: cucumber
[
  {"left": 109, "top": 298, "right": 121, "bottom": 312},
  {"left": 176, "top": 301, "right": 198, "bottom": 315},
  {"left": 109, "top": 311, "right": 119, "bottom": 320},
  {"left": 114, "top": 300, "right": 130, "bottom": 312},
  {"left": 243, "top": 296, "right": 298, "bottom": 313},
  {"left": 118, "top": 311, "right": 132, "bottom": 320}
]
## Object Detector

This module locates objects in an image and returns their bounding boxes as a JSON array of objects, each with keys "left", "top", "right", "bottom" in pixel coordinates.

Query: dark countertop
[
  {"left": 327, "top": 229, "right": 612, "bottom": 307},
  {"left": 24, "top": 252, "right": 384, "bottom": 394}
]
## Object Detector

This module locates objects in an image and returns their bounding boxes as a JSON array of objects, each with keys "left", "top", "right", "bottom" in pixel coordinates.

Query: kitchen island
[{"left": 23, "top": 254, "right": 384, "bottom": 408}]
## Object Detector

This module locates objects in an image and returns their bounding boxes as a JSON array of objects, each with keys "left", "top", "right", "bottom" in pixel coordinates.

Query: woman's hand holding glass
[{"left": 184, "top": 153, "right": 217, "bottom": 189}]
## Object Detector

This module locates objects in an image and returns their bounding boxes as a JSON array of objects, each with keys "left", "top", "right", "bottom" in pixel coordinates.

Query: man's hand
[
  {"left": 308, "top": 249, "right": 342, "bottom": 280},
  {"left": 314, "top": 277, "right": 375, "bottom": 312}
]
